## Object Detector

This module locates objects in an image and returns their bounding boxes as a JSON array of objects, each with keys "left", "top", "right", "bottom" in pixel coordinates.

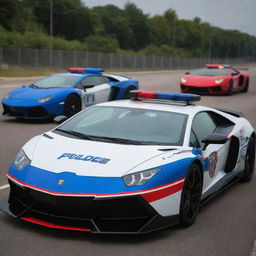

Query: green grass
[
  {"left": 0, "top": 67, "right": 185, "bottom": 78},
  {"left": 0, "top": 68, "right": 65, "bottom": 77}
]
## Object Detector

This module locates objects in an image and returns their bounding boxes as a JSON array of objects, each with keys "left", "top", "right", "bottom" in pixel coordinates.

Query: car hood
[
  {"left": 27, "top": 132, "right": 179, "bottom": 178},
  {"left": 3, "top": 86, "right": 71, "bottom": 106},
  {"left": 183, "top": 75, "right": 226, "bottom": 86},
  {"left": 9, "top": 86, "right": 69, "bottom": 99}
]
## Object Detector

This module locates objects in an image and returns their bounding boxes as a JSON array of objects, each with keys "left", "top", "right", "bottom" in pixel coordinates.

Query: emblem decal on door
[
  {"left": 209, "top": 152, "right": 218, "bottom": 178},
  {"left": 85, "top": 93, "right": 95, "bottom": 107}
]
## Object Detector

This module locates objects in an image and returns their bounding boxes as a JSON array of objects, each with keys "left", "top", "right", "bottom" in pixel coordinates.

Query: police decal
[
  {"left": 209, "top": 152, "right": 218, "bottom": 178},
  {"left": 57, "top": 153, "right": 111, "bottom": 164}
]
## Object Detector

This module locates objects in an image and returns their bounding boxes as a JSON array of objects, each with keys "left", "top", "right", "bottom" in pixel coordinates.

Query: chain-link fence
[{"left": 0, "top": 48, "right": 253, "bottom": 70}]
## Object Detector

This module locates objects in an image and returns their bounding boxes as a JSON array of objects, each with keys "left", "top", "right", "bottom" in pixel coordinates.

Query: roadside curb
[{"left": 250, "top": 240, "right": 256, "bottom": 256}]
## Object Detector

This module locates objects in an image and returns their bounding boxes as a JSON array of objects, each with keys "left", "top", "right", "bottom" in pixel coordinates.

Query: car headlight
[
  {"left": 181, "top": 78, "right": 187, "bottom": 83},
  {"left": 122, "top": 168, "right": 161, "bottom": 187},
  {"left": 214, "top": 79, "right": 224, "bottom": 84},
  {"left": 13, "top": 149, "right": 31, "bottom": 170},
  {"left": 38, "top": 95, "right": 53, "bottom": 103}
]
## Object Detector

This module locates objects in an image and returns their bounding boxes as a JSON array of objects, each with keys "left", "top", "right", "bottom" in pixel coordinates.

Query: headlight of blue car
[
  {"left": 38, "top": 95, "right": 53, "bottom": 103},
  {"left": 122, "top": 168, "right": 161, "bottom": 186},
  {"left": 14, "top": 149, "right": 31, "bottom": 170}
]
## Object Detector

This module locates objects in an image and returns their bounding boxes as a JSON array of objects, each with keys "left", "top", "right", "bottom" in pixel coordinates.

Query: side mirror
[
  {"left": 231, "top": 72, "right": 238, "bottom": 76},
  {"left": 202, "top": 133, "right": 228, "bottom": 150},
  {"left": 83, "top": 85, "right": 94, "bottom": 91},
  {"left": 54, "top": 115, "right": 68, "bottom": 124},
  {"left": 185, "top": 72, "right": 190, "bottom": 75}
]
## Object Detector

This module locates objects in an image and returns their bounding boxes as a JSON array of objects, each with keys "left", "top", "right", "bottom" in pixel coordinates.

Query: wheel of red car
[
  {"left": 124, "top": 86, "right": 136, "bottom": 99},
  {"left": 227, "top": 80, "right": 233, "bottom": 95},
  {"left": 240, "top": 135, "right": 255, "bottom": 182},
  {"left": 242, "top": 78, "right": 249, "bottom": 93},
  {"left": 179, "top": 163, "right": 203, "bottom": 227},
  {"left": 64, "top": 95, "right": 81, "bottom": 118}
]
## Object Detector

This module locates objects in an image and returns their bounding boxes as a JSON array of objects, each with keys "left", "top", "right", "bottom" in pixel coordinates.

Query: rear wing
[{"left": 214, "top": 107, "right": 244, "bottom": 118}]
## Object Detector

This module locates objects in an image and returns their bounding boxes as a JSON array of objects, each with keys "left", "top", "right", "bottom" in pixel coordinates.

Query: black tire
[
  {"left": 240, "top": 136, "right": 255, "bottom": 182},
  {"left": 179, "top": 163, "right": 203, "bottom": 227},
  {"left": 227, "top": 80, "right": 233, "bottom": 95},
  {"left": 124, "top": 86, "right": 136, "bottom": 99},
  {"left": 64, "top": 95, "right": 81, "bottom": 118},
  {"left": 242, "top": 78, "right": 249, "bottom": 93}
]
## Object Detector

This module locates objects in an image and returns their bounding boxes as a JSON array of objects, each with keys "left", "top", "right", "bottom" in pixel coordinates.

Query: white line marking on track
[{"left": 0, "top": 184, "right": 10, "bottom": 190}]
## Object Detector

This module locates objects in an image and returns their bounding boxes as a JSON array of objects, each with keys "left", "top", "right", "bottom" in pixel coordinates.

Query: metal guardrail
[{"left": 0, "top": 48, "right": 252, "bottom": 70}]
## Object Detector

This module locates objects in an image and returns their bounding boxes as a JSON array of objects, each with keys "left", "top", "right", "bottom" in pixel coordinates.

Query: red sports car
[{"left": 180, "top": 64, "right": 249, "bottom": 95}]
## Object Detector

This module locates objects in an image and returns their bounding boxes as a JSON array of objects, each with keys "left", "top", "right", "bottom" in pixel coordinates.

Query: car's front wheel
[
  {"left": 64, "top": 95, "right": 81, "bottom": 118},
  {"left": 240, "top": 135, "right": 255, "bottom": 182},
  {"left": 179, "top": 163, "right": 203, "bottom": 227},
  {"left": 242, "top": 78, "right": 249, "bottom": 93}
]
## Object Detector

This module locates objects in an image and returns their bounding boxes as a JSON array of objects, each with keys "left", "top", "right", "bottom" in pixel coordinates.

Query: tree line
[{"left": 0, "top": 0, "right": 256, "bottom": 58}]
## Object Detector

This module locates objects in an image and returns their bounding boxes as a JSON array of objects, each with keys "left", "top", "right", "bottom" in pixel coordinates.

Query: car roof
[{"left": 96, "top": 99, "right": 209, "bottom": 116}]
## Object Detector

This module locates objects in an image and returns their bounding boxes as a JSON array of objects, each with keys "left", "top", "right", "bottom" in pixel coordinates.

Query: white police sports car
[{"left": 1, "top": 91, "right": 255, "bottom": 234}]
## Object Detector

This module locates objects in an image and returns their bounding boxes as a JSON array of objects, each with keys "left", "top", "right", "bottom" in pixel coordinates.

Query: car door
[
  {"left": 79, "top": 76, "right": 111, "bottom": 108},
  {"left": 189, "top": 111, "right": 230, "bottom": 195}
]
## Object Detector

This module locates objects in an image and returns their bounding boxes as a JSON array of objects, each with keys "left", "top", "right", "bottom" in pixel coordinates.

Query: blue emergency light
[
  {"left": 130, "top": 90, "right": 201, "bottom": 104},
  {"left": 68, "top": 68, "right": 104, "bottom": 74}
]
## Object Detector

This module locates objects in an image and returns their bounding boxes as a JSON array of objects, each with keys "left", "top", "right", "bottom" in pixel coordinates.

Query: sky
[{"left": 83, "top": 0, "right": 256, "bottom": 36}]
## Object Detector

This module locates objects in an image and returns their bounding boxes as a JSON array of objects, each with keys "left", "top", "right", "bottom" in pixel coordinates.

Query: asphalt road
[{"left": 0, "top": 68, "right": 256, "bottom": 256}]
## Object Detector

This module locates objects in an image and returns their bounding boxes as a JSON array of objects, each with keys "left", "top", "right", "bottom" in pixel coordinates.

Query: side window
[
  {"left": 191, "top": 112, "right": 217, "bottom": 148},
  {"left": 80, "top": 76, "right": 106, "bottom": 87},
  {"left": 103, "top": 76, "right": 110, "bottom": 83}
]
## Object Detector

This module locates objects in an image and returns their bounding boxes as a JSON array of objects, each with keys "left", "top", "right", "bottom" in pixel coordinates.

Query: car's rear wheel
[
  {"left": 64, "top": 95, "right": 81, "bottom": 118},
  {"left": 227, "top": 80, "right": 233, "bottom": 95},
  {"left": 124, "top": 86, "right": 136, "bottom": 99},
  {"left": 240, "top": 135, "right": 255, "bottom": 182},
  {"left": 242, "top": 78, "right": 249, "bottom": 93},
  {"left": 179, "top": 163, "right": 203, "bottom": 227}
]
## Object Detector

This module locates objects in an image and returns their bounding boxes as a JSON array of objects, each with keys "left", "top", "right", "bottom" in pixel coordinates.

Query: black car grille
[
  {"left": 186, "top": 86, "right": 209, "bottom": 94},
  {"left": 3, "top": 104, "right": 48, "bottom": 118},
  {"left": 9, "top": 181, "right": 155, "bottom": 233},
  {"left": 211, "top": 86, "right": 222, "bottom": 92}
]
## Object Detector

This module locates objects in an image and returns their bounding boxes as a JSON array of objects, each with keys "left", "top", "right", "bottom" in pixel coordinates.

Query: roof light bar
[
  {"left": 205, "top": 64, "right": 231, "bottom": 69},
  {"left": 68, "top": 68, "right": 104, "bottom": 74},
  {"left": 130, "top": 90, "right": 201, "bottom": 103},
  {"left": 206, "top": 64, "right": 224, "bottom": 69}
]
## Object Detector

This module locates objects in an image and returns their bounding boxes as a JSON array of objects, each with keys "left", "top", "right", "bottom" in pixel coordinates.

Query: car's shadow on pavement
[{"left": 2, "top": 117, "right": 54, "bottom": 125}]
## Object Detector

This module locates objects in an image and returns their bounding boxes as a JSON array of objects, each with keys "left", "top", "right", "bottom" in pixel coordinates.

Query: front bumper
[
  {"left": 0, "top": 181, "right": 179, "bottom": 234},
  {"left": 180, "top": 84, "right": 228, "bottom": 95},
  {"left": 2, "top": 103, "right": 51, "bottom": 119}
]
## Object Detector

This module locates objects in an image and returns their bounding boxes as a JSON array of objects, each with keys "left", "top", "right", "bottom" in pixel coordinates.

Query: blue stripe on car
[{"left": 8, "top": 157, "right": 196, "bottom": 194}]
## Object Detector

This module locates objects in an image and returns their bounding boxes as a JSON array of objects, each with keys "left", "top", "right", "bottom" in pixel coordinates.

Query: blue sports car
[{"left": 2, "top": 68, "right": 139, "bottom": 120}]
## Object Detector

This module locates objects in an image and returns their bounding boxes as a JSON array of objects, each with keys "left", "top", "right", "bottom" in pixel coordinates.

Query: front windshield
[
  {"left": 190, "top": 68, "right": 228, "bottom": 76},
  {"left": 56, "top": 106, "right": 188, "bottom": 146},
  {"left": 32, "top": 74, "right": 82, "bottom": 88}
]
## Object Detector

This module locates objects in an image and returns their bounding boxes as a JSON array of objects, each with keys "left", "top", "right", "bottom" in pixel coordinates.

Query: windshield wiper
[
  {"left": 55, "top": 129, "right": 153, "bottom": 145},
  {"left": 55, "top": 129, "right": 95, "bottom": 140},
  {"left": 89, "top": 136, "right": 149, "bottom": 145}
]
